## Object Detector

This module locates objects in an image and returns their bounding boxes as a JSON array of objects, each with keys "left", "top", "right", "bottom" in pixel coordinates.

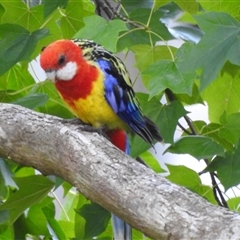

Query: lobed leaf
[
  {"left": 74, "top": 15, "right": 127, "bottom": 52},
  {"left": 60, "top": 0, "right": 96, "bottom": 39},
  {"left": 205, "top": 147, "right": 240, "bottom": 190},
  {"left": 139, "top": 151, "right": 166, "bottom": 173},
  {"left": 178, "top": 12, "right": 240, "bottom": 91},
  {"left": 167, "top": 164, "right": 217, "bottom": 204},
  {"left": 12, "top": 93, "right": 49, "bottom": 110},
  {"left": 219, "top": 112, "right": 240, "bottom": 145},
  {"left": 0, "top": 175, "right": 54, "bottom": 225},
  {"left": 43, "top": 0, "right": 68, "bottom": 19},
  {"left": 0, "top": 24, "right": 48, "bottom": 75},
  {"left": 202, "top": 62, "right": 240, "bottom": 123},
  {"left": 143, "top": 60, "right": 193, "bottom": 98},
  {"left": 166, "top": 136, "right": 225, "bottom": 160},
  {"left": 76, "top": 202, "right": 111, "bottom": 239}
]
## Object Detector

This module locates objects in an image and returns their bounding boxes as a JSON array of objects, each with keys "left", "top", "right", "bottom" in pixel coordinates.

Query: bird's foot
[
  {"left": 61, "top": 118, "right": 108, "bottom": 139},
  {"left": 61, "top": 118, "right": 87, "bottom": 125},
  {"left": 82, "top": 126, "right": 108, "bottom": 139}
]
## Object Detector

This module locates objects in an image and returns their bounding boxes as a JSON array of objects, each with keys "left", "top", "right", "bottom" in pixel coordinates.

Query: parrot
[{"left": 40, "top": 39, "right": 162, "bottom": 239}]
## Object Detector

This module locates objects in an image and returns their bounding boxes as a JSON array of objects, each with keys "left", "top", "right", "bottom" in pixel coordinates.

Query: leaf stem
[
  {"left": 118, "top": 27, "right": 143, "bottom": 39},
  {"left": 6, "top": 83, "right": 37, "bottom": 96},
  {"left": 209, "top": 171, "right": 228, "bottom": 208},
  {"left": 51, "top": 190, "right": 70, "bottom": 221},
  {"left": 146, "top": 0, "right": 155, "bottom": 27},
  {"left": 146, "top": 30, "right": 175, "bottom": 61}
]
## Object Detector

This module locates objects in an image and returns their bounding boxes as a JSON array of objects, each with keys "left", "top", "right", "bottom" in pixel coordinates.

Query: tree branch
[{"left": 0, "top": 103, "right": 239, "bottom": 239}]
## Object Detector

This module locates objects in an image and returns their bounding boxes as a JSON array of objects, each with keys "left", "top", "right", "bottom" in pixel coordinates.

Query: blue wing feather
[{"left": 98, "top": 59, "right": 148, "bottom": 135}]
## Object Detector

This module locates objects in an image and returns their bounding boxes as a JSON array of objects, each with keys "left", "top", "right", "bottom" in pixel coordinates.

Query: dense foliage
[{"left": 1, "top": 0, "right": 240, "bottom": 238}]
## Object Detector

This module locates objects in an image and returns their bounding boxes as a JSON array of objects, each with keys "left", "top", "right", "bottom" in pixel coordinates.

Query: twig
[
  {"left": 164, "top": 88, "right": 228, "bottom": 209},
  {"left": 177, "top": 122, "right": 193, "bottom": 135},
  {"left": 209, "top": 172, "right": 228, "bottom": 208},
  {"left": 93, "top": 0, "right": 115, "bottom": 19},
  {"left": 94, "top": 0, "right": 144, "bottom": 28}
]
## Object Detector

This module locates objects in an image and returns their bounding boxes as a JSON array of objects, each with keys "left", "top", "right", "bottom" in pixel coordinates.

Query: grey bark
[{"left": 0, "top": 103, "right": 240, "bottom": 239}]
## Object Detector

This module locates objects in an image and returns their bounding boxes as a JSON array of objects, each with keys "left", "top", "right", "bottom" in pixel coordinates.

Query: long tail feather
[{"left": 112, "top": 214, "right": 132, "bottom": 240}]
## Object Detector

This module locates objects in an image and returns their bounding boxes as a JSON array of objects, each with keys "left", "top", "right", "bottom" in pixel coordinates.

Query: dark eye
[
  {"left": 41, "top": 46, "right": 46, "bottom": 52},
  {"left": 58, "top": 55, "right": 65, "bottom": 66}
]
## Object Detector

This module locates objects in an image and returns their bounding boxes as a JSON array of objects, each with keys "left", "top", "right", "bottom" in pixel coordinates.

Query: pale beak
[{"left": 45, "top": 70, "right": 56, "bottom": 82}]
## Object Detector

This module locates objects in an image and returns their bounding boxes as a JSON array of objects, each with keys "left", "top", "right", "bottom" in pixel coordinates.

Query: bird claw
[
  {"left": 61, "top": 118, "right": 108, "bottom": 139},
  {"left": 61, "top": 118, "right": 86, "bottom": 126},
  {"left": 81, "top": 126, "right": 109, "bottom": 139}
]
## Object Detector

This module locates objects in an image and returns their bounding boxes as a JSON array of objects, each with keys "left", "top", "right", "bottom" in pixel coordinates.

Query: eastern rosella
[{"left": 40, "top": 39, "right": 162, "bottom": 239}]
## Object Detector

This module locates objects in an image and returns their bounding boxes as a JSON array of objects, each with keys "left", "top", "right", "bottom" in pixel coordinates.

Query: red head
[
  {"left": 40, "top": 39, "right": 100, "bottom": 100},
  {"left": 40, "top": 40, "right": 83, "bottom": 82}
]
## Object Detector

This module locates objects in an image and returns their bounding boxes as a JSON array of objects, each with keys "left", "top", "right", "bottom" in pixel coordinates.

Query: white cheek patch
[
  {"left": 56, "top": 61, "right": 78, "bottom": 81},
  {"left": 46, "top": 71, "right": 56, "bottom": 82}
]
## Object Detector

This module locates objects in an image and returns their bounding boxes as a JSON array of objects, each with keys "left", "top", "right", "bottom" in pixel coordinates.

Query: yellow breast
[{"left": 63, "top": 71, "right": 127, "bottom": 130}]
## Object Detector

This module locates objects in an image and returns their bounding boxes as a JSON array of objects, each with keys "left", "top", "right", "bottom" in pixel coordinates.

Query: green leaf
[
  {"left": 12, "top": 93, "right": 49, "bottom": 109},
  {"left": 154, "top": 0, "right": 172, "bottom": 10},
  {"left": 139, "top": 151, "right": 165, "bottom": 173},
  {"left": 1, "top": 2, "right": 43, "bottom": 31},
  {"left": 46, "top": 218, "right": 66, "bottom": 239},
  {"left": 61, "top": 181, "right": 73, "bottom": 197},
  {"left": 41, "top": 196, "right": 55, "bottom": 219},
  {"left": 202, "top": 62, "right": 240, "bottom": 122},
  {"left": 166, "top": 164, "right": 217, "bottom": 204},
  {"left": 0, "top": 210, "right": 10, "bottom": 233},
  {"left": 0, "top": 224, "right": 14, "bottom": 240},
  {"left": 14, "top": 167, "right": 35, "bottom": 178},
  {"left": 143, "top": 60, "right": 193, "bottom": 97},
  {"left": 24, "top": 200, "right": 53, "bottom": 236},
  {"left": 132, "top": 44, "right": 177, "bottom": 72},
  {"left": 0, "top": 24, "right": 49, "bottom": 75},
  {"left": 13, "top": 214, "right": 28, "bottom": 239},
  {"left": 58, "top": 191, "right": 82, "bottom": 222},
  {"left": 1, "top": 1, "right": 63, "bottom": 52},
  {"left": 175, "top": 84, "right": 203, "bottom": 105},
  {"left": 76, "top": 202, "right": 111, "bottom": 239},
  {"left": 131, "top": 95, "right": 186, "bottom": 157},
  {"left": 43, "top": 0, "right": 68, "bottom": 18},
  {"left": 157, "top": 100, "right": 187, "bottom": 143},
  {"left": 74, "top": 194, "right": 89, "bottom": 239},
  {"left": 227, "top": 197, "right": 240, "bottom": 212},
  {"left": 205, "top": 147, "right": 240, "bottom": 190},
  {"left": 0, "top": 175, "right": 54, "bottom": 224},
  {"left": 0, "top": 64, "right": 35, "bottom": 94},
  {"left": 60, "top": 0, "right": 96, "bottom": 38},
  {"left": 121, "top": 0, "right": 153, "bottom": 12},
  {"left": 58, "top": 220, "right": 75, "bottom": 239},
  {"left": 199, "top": 0, "right": 240, "bottom": 17},
  {"left": 179, "top": 12, "right": 240, "bottom": 91},
  {"left": 194, "top": 185, "right": 217, "bottom": 205},
  {"left": 167, "top": 164, "right": 201, "bottom": 188},
  {"left": 219, "top": 112, "right": 240, "bottom": 145},
  {"left": 174, "top": 0, "right": 199, "bottom": 14},
  {"left": 130, "top": 134, "right": 150, "bottom": 158},
  {"left": 74, "top": 15, "right": 127, "bottom": 52},
  {"left": 166, "top": 136, "right": 225, "bottom": 160},
  {"left": 0, "top": 159, "right": 17, "bottom": 188},
  {"left": 201, "top": 123, "right": 233, "bottom": 151},
  {"left": 157, "top": 1, "right": 199, "bottom": 22}
]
